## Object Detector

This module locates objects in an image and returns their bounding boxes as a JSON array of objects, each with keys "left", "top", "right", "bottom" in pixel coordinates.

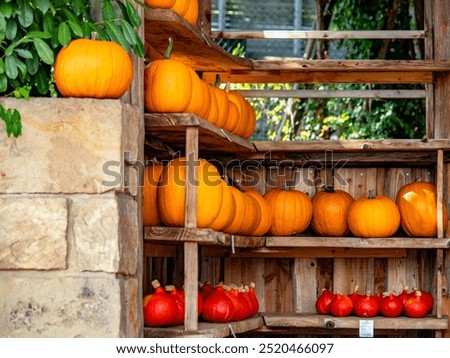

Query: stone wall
[{"left": 0, "top": 98, "right": 141, "bottom": 337}]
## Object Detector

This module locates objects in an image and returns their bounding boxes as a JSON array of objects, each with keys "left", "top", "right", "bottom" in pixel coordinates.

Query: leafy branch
[{"left": 0, "top": 0, "right": 145, "bottom": 138}]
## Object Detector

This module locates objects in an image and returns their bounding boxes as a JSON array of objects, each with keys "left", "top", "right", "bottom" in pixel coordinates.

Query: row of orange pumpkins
[
  {"left": 144, "top": 37, "right": 256, "bottom": 139},
  {"left": 143, "top": 158, "right": 448, "bottom": 238},
  {"left": 145, "top": 0, "right": 199, "bottom": 25}
]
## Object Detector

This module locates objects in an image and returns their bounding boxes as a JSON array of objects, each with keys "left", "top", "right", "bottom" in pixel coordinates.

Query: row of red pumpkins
[
  {"left": 143, "top": 280, "right": 259, "bottom": 327},
  {"left": 316, "top": 286, "right": 434, "bottom": 318},
  {"left": 143, "top": 158, "right": 448, "bottom": 237}
]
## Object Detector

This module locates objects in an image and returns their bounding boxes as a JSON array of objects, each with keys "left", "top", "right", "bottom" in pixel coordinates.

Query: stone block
[
  {"left": 71, "top": 194, "right": 138, "bottom": 275},
  {"left": 0, "top": 97, "right": 139, "bottom": 194},
  {"left": 0, "top": 275, "right": 139, "bottom": 337},
  {"left": 0, "top": 197, "right": 68, "bottom": 270}
]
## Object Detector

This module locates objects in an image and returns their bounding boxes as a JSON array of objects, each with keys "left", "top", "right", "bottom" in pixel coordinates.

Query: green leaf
[
  {"left": 4, "top": 109, "right": 22, "bottom": 138},
  {"left": 25, "top": 52, "right": 40, "bottom": 75},
  {"left": 18, "top": 2, "right": 34, "bottom": 28},
  {"left": 58, "top": 22, "right": 71, "bottom": 46},
  {"left": 43, "top": 12, "right": 55, "bottom": 33},
  {"left": 16, "top": 59, "right": 28, "bottom": 79},
  {"left": 0, "top": 59, "right": 5, "bottom": 74},
  {"left": 36, "top": 0, "right": 51, "bottom": 14},
  {"left": 121, "top": 20, "right": 137, "bottom": 46},
  {"left": 5, "top": 18, "right": 17, "bottom": 40},
  {"left": 0, "top": 2, "right": 13, "bottom": 18},
  {"left": 125, "top": 0, "right": 141, "bottom": 27},
  {"left": 0, "top": 73, "right": 7, "bottom": 93},
  {"left": 5, "top": 55, "right": 18, "bottom": 79},
  {"left": 131, "top": 31, "right": 144, "bottom": 58},
  {"left": 104, "top": 21, "right": 129, "bottom": 51},
  {"left": 14, "top": 48, "right": 33, "bottom": 59},
  {"left": 32, "top": 38, "right": 54, "bottom": 65},
  {"left": 0, "top": 13, "right": 6, "bottom": 33},
  {"left": 35, "top": 67, "right": 50, "bottom": 95},
  {"left": 68, "top": 19, "right": 84, "bottom": 38},
  {"left": 26, "top": 31, "right": 52, "bottom": 40},
  {"left": 102, "top": 0, "right": 116, "bottom": 22}
]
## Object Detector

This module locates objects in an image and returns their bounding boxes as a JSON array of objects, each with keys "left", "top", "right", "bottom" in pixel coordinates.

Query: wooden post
[{"left": 184, "top": 126, "right": 199, "bottom": 332}]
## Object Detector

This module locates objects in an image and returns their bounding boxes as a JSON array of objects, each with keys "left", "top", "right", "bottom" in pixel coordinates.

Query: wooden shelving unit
[{"left": 143, "top": 0, "right": 450, "bottom": 338}]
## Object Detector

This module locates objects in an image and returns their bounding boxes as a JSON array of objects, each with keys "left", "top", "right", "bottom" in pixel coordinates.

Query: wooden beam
[{"left": 211, "top": 30, "right": 425, "bottom": 40}]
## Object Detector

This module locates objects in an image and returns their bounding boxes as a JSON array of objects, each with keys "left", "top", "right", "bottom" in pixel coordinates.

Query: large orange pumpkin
[
  {"left": 158, "top": 157, "right": 223, "bottom": 228},
  {"left": 223, "top": 186, "right": 247, "bottom": 234},
  {"left": 396, "top": 181, "right": 448, "bottom": 237},
  {"left": 263, "top": 187, "right": 313, "bottom": 236},
  {"left": 239, "top": 192, "right": 262, "bottom": 236},
  {"left": 347, "top": 190, "right": 400, "bottom": 238},
  {"left": 54, "top": 39, "right": 133, "bottom": 98},
  {"left": 184, "top": 0, "right": 199, "bottom": 25},
  {"left": 311, "top": 186, "right": 354, "bottom": 236},
  {"left": 143, "top": 164, "right": 165, "bottom": 226},
  {"left": 144, "top": 38, "right": 193, "bottom": 113}
]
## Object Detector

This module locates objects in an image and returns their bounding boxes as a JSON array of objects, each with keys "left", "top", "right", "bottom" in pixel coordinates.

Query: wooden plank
[
  {"left": 143, "top": 316, "right": 264, "bottom": 338},
  {"left": 265, "top": 236, "right": 450, "bottom": 249},
  {"left": 238, "top": 89, "right": 426, "bottom": 99},
  {"left": 211, "top": 30, "right": 425, "bottom": 40},
  {"left": 252, "top": 59, "right": 450, "bottom": 72},
  {"left": 293, "top": 259, "right": 317, "bottom": 313},
  {"left": 202, "top": 246, "right": 407, "bottom": 259},
  {"left": 145, "top": 9, "right": 251, "bottom": 72},
  {"left": 184, "top": 242, "right": 198, "bottom": 331},
  {"left": 143, "top": 243, "right": 178, "bottom": 257},
  {"left": 145, "top": 113, "right": 256, "bottom": 153},
  {"left": 262, "top": 313, "right": 449, "bottom": 330},
  {"left": 253, "top": 139, "right": 450, "bottom": 153},
  {"left": 264, "top": 259, "right": 293, "bottom": 313},
  {"left": 204, "top": 70, "right": 433, "bottom": 84}
]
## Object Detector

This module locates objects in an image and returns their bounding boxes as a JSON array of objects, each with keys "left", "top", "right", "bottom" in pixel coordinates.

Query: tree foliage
[{"left": 227, "top": 0, "right": 426, "bottom": 141}]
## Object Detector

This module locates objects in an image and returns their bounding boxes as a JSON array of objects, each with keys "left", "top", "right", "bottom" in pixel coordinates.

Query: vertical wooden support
[
  {"left": 436, "top": 150, "right": 444, "bottom": 322},
  {"left": 184, "top": 126, "right": 199, "bottom": 331}
]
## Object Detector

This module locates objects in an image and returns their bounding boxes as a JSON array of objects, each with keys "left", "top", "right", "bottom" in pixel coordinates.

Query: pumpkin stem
[
  {"left": 368, "top": 190, "right": 376, "bottom": 199},
  {"left": 321, "top": 184, "right": 335, "bottom": 193},
  {"left": 163, "top": 37, "right": 174, "bottom": 59},
  {"left": 151, "top": 279, "right": 161, "bottom": 289}
]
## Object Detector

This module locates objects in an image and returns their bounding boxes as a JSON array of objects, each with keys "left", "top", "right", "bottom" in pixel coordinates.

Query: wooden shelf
[
  {"left": 145, "top": 113, "right": 256, "bottom": 155},
  {"left": 262, "top": 313, "right": 449, "bottom": 331},
  {"left": 144, "top": 227, "right": 450, "bottom": 250},
  {"left": 145, "top": 9, "right": 251, "bottom": 72},
  {"left": 143, "top": 316, "right": 264, "bottom": 338}
]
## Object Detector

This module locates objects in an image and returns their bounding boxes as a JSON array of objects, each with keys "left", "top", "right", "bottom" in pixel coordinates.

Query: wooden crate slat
[{"left": 262, "top": 313, "right": 449, "bottom": 330}]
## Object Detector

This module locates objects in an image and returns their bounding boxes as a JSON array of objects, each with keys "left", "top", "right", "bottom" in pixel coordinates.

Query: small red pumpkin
[
  {"left": 329, "top": 293, "right": 353, "bottom": 317},
  {"left": 353, "top": 291, "right": 380, "bottom": 318},
  {"left": 143, "top": 280, "right": 178, "bottom": 327},
  {"left": 380, "top": 292, "right": 403, "bottom": 317},
  {"left": 201, "top": 285, "right": 235, "bottom": 323},
  {"left": 315, "top": 288, "right": 336, "bottom": 315},
  {"left": 404, "top": 290, "right": 429, "bottom": 318}
]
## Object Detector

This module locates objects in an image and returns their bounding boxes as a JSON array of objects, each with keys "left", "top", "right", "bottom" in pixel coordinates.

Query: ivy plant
[{"left": 0, "top": 0, "right": 145, "bottom": 138}]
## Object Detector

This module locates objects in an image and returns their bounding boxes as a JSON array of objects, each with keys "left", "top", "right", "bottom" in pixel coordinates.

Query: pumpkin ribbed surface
[
  {"left": 264, "top": 188, "right": 313, "bottom": 236},
  {"left": 142, "top": 164, "right": 164, "bottom": 226},
  {"left": 157, "top": 157, "right": 223, "bottom": 228},
  {"left": 396, "top": 181, "right": 448, "bottom": 237}
]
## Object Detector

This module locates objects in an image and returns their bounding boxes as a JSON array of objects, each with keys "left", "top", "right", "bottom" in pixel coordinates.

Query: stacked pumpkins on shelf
[
  {"left": 145, "top": 0, "right": 199, "bottom": 26},
  {"left": 144, "top": 37, "right": 256, "bottom": 140},
  {"left": 143, "top": 159, "right": 448, "bottom": 238},
  {"left": 315, "top": 285, "right": 434, "bottom": 318},
  {"left": 143, "top": 280, "right": 259, "bottom": 327}
]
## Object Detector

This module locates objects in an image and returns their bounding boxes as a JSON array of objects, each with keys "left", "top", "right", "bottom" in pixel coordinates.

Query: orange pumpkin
[
  {"left": 223, "top": 99, "right": 240, "bottom": 133},
  {"left": 185, "top": 72, "right": 211, "bottom": 119},
  {"left": 158, "top": 157, "right": 223, "bottom": 228},
  {"left": 347, "top": 190, "right": 400, "bottom": 238},
  {"left": 144, "top": 38, "right": 193, "bottom": 113},
  {"left": 396, "top": 181, "right": 448, "bottom": 237},
  {"left": 210, "top": 85, "right": 230, "bottom": 129},
  {"left": 54, "top": 38, "right": 133, "bottom": 99},
  {"left": 227, "top": 90, "right": 248, "bottom": 136},
  {"left": 243, "top": 188, "right": 272, "bottom": 236},
  {"left": 263, "top": 187, "right": 313, "bottom": 236},
  {"left": 170, "top": 0, "right": 190, "bottom": 18},
  {"left": 239, "top": 192, "right": 262, "bottom": 236},
  {"left": 145, "top": 0, "right": 176, "bottom": 8},
  {"left": 205, "top": 84, "right": 220, "bottom": 125},
  {"left": 143, "top": 164, "right": 165, "bottom": 226},
  {"left": 223, "top": 186, "right": 247, "bottom": 234},
  {"left": 311, "top": 186, "right": 354, "bottom": 236},
  {"left": 184, "top": 0, "right": 199, "bottom": 25},
  {"left": 209, "top": 182, "right": 236, "bottom": 232}
]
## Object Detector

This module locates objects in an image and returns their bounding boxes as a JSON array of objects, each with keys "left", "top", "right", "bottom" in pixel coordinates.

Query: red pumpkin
[
  {"left": 143, "top": 280, "right": 178, "bottom": 326},
  {"left": 347, "top": 285, "right": 362, "bottom": 307},
  {"left": 201, "top": 285, "right": 235, "bottom": 323},
  {"left": 329, "top": 293, "right": 353, "bottom": 317},
  {"left": 164, "top": 285, "right": 184, "bottom": 324},
  {"left": 353, "top": 292, "right": 380, "bottom": 318},
  {"left": 315, "top": 288, "right": 336, "bottom": 315},
  {"left": 380, "top": 292, "right": 403, "bottom": 317},
  {"left": 397, "top": 286, "right": 413, "bottom": 306},
  {"left": 404, "top": 290, "right": 429, "bottom": 318}
]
